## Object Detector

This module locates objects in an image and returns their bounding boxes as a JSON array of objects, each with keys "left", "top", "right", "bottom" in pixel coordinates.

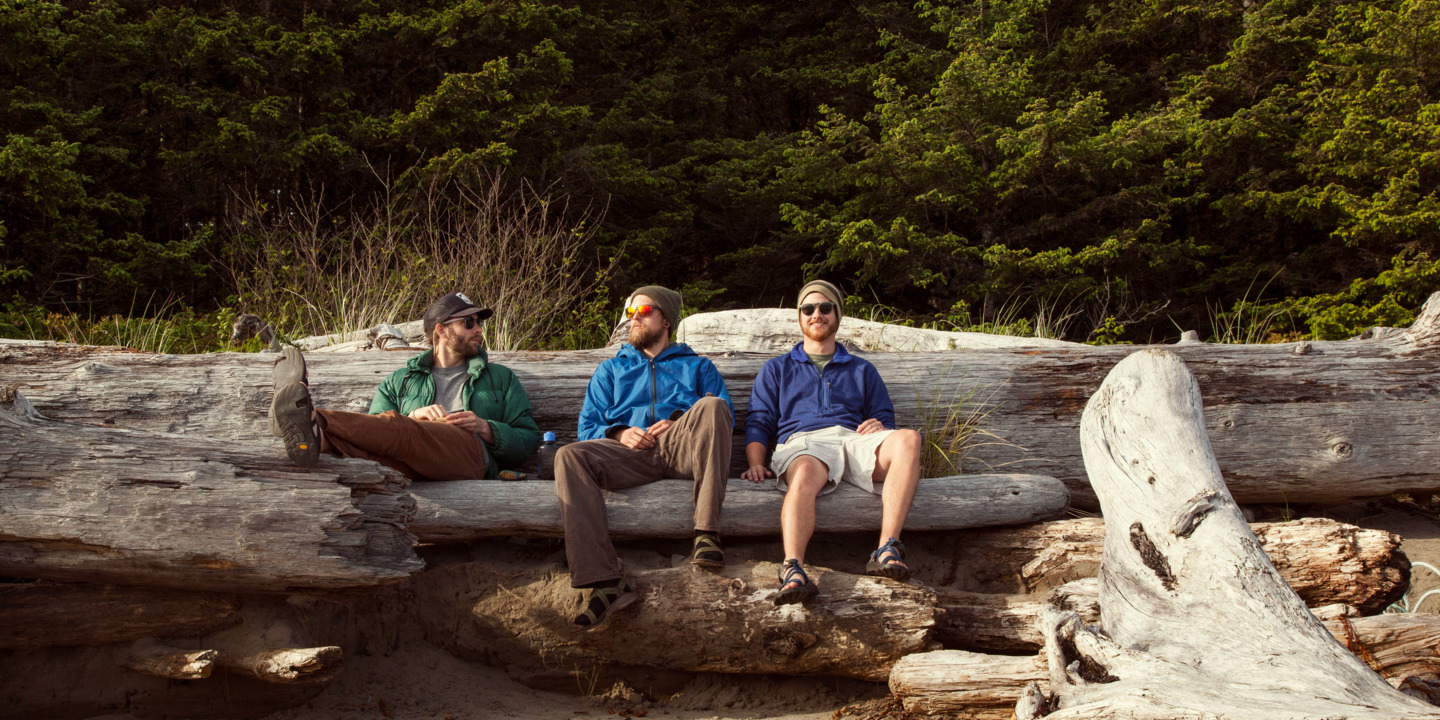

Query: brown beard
[
  {"left": 629, "top": 319, "right": 667, "bottom": 349},
  {"left": 442, "top": 329, "right": 482, "bottom": 359},
  {"left": 801, "top": 316, "right": 837, "bottom": 342}
]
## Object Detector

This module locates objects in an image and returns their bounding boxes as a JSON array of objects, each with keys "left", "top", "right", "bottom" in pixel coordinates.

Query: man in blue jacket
[
  {"left": 555, "top": 285, "right": 734, "bottom": 630},
  {"left": 741, "top": 280, "right": 922, "bottom": 605}
]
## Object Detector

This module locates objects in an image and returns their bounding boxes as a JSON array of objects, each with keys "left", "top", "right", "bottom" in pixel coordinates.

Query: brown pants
[
  {"left": 555, "top": 396, "right": 732, "bottom": 587},
  {"left": 317, "top": 409, "right": 488, "bottom": 481}
]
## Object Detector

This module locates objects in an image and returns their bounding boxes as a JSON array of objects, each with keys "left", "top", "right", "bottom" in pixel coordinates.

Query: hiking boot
[{"left": 270, "top": 346, "right": 321, "bottom": 467}]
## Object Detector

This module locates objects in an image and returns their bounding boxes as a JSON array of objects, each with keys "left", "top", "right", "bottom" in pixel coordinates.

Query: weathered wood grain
[
  {"left": 408, "top": 474, "right": 1069, "bottom": 542},
  {"left": 940, "top": 516, "right": 1407, "bottom": 611},
  {"left": 890, "top": 649, "right": 1046, "bottom": 719},
  {"left": 0, "top": 392, "right": 422, "bottom": 592},
  {"left": 436, "top": 561, "right": 938, "bottom": 681},
  {"left": 678, "top": 308, "right": 1081, "bottom": 352},
  {"left": 0, "top": 582, "right": 242, "bottom": 649},
  {"left": 1028, "top": 348, "right": 1439, "bottom": 720},
  {"left": 7, "top": 291, "right": 1439, "bottom": 508}
]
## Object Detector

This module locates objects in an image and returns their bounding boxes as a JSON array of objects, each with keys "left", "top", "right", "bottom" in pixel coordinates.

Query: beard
[
  {"left": 628, "top": 319, "right": 667, "bottom": 349},
  {"left": 801, "top": 317, "right": 837, "bottom": 342},
  {"left": 443, "top": 330, "right": 482, "bottom": 359}
]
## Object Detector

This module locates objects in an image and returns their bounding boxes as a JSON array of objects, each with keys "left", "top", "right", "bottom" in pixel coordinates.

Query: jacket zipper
[{"left": 648, "top": 356, "right": 658, "bottom": 425}]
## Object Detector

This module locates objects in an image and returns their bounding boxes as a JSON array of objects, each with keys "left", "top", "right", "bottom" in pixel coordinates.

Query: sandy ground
[{"left": 65, "top": 500, "right": 1440, "bottom": 720}]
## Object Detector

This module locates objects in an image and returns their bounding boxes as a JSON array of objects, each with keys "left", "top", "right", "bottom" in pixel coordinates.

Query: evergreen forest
[{"left": 3, "top": 0, "right": 1439, "bottom": 349}]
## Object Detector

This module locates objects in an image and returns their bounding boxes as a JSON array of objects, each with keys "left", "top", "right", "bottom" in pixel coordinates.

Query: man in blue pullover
[
  {"left": 555, "top": 285, "right": 735, "bottom": 630},
  {"left": 741, "top": 280, "right": 923, "bottom": 605}
]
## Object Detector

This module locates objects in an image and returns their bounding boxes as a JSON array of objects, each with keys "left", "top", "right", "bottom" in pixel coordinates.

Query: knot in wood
[
  {"left": 1129, "top": 522, "right": 1176, "bottom": 591},
  {"left": 1221, "top": 419, "right": 1235, "bottom": 430},
  {"left": 761, "top": 628, "right": 817, "bottom": 659},
  {"left": 1331, "top": 441, "right": 1354, "bottom": 458}
]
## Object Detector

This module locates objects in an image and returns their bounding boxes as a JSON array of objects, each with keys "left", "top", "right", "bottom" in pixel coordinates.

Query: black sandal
[
  {"left": 573, "top": 578, "right": 637, "bottom": 631},
  {"left": 774, "top": 559, "right": 818, "bottom": 606},
  {"left": 690, "top": 532, "right": 725, "bottom": 568},
  {"left": 866, "top": 537, "right": 911, "bottom": 581}
]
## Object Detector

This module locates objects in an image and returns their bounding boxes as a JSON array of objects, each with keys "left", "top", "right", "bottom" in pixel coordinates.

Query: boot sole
[{"left": 273, "top": 382, "right": 320, "bottom": 468}]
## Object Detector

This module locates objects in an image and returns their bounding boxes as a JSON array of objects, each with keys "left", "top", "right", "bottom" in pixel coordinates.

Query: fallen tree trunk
[
  {"left": 1026, "top": 348, "right": 1439, "bottom": 719},
  {"left": 895, "top": 612, "right": 1440, "bottom": 719},
  {"left": 215, "top": 646, "right": 343, "bottom": 684},
  {"left": 409, "top": 474, "right": 1069, "bottom": 542},
  {"left": 941, "top": 516, "right": 1407, "bottom": 609},
  {"left": 121, "top": 641, "right": 217, "bottom": 680},
  {"left": 7, "top": 292, "right": 1440, "bottom": 508},
  {"left": 0, "top": 389, "right": 422, "bottom": 593},
  {"left": 0, "top": 582, "right": 242, "bottom": 649},
  {"left": 426, "top": 561, "right": 938, "bottom": 681},
  {"left": 890, "top": 649, "right": 1046, "bottom": 719},
  {"left": 678, "top": 308, "right": 1082, "bottom": 352}
]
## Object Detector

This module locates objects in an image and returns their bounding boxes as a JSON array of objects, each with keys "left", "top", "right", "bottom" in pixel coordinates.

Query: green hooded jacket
[{"left": 369, "top": 348, "right": 541, "bottom": 478}]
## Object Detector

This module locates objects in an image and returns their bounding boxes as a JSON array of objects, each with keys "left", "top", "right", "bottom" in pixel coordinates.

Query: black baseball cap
[{"left": 422, "top": 292, "right": 494, "bottom": 335}]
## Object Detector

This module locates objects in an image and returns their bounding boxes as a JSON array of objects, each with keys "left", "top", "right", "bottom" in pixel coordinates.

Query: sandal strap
[
  {"left": 579, "top": 579, "right": 631, "bottom": 624},
  {"left": 871, "top": 537, "right": 906, "bottom": 565},
  {"left": 778, "top": 558, "right": 810, "bottom": 589},
  {"left": 693, "top": 534, "right": 723, "bottom": 553}
]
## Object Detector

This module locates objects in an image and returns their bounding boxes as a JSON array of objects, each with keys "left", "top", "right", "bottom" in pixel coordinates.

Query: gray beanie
[
  {"left": 628, "top": 285, "right": 683, "bottom": 329},
  {"left": 797, "top": 280, "right": 844, "bottom": 320}
]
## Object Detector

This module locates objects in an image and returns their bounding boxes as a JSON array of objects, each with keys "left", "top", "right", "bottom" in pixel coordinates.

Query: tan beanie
[
  {"left": 797, "top": 280, "right": 843, "bottom": 320},
  {"left": 628, "top": 285, "right": 683, "bottom": 328}
]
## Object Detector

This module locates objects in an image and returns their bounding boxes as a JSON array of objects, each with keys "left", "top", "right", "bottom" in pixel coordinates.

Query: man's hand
[
  {"left": 409, "top": 404, "right": 449, "bottom": 422},
  {"left": 618, "top": 426, "right": 657, "bottom": 450},
  {"left": 445, "top": 411, "right": 494, "bottom": 443},
  {"left": 646, "top": 419, "right": 674, "bottom": 438},
  {"left": 856, "top": 417, "right": 886, "bottom": 435},
  {"left": 741, "top": 464, "right": 773, "bottom": 483}
]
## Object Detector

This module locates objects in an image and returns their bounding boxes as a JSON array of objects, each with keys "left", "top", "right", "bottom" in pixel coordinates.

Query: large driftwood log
[
  {"left": 896, "top": 613, "right": 1440, "bottom": 719},
  {"left": 0, "top": 390, "right": 421, "bottom": 592},
  {"left": 428, "top": 562, "right": 937, "bottom": 681},
  {"left": 409, "top": 474, "right": 1068, "bottom": 542},
  {"left": 0, "top": 582, "right": 241, "bottom": 649},
  {"left": 678, "top": 308, "right": 1081, "bottom": 352},
  {"left": 7, "top": 292, "right": 1440, "bottom": 508},
  {"left": 1027, "top": 348, "right": 1439, "bottom": 719},
  {"left": 890, "top": 649, "right": 1047, "bottom": 719},
  {"left": 939, "top": 516, "right": 1406, "bottom": 609}
]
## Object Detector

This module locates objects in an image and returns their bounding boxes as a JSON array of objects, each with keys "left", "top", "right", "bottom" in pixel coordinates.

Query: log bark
[
  {"left": 409, "top": 474, "right": 1069, "bottom": 542},
  {"left": 0, "top": 391, "right": 422, "bottom": 592},
  {"left": 1328, "top": 614, "right": 1440, "bottom": 687},
  {"left": 0, "top": 581, "right": 241, "bottom": 649},
  {"left": 1031, "top": 348, "right": 1439, "bottom": 719},
  {"left": 431, "top": 561, "right": 938, "bottom": 681},
  {"left": 943, "top": 517, "right": 1407, "bottom": 609},
  {"left": 7, "top": 291, "right": 1440, "bottom": 508}
]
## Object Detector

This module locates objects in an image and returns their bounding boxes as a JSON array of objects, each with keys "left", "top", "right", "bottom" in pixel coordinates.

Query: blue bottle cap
[{"left": 543, "top": 431, "right": 556, "bottom": 442}]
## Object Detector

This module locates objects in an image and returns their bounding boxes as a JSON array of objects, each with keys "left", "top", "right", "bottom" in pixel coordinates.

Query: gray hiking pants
[{"left": 555, "top": 396, "right": 732, "bottom": 587}]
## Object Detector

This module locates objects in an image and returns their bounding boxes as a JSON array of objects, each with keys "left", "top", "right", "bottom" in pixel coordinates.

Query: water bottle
[{"left": 537, "top": 432, "right": 559, "bottom": 480}]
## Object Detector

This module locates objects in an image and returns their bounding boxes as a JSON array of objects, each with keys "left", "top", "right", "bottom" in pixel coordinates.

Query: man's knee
[
  {"left": 887, "top": 428, "right": 922, "bottom": 459},
  {"left": 785, "top": 456, "right": 830, "bottom": 495},
  {"left": 691, "top": 396, "right": 732, "bottom": 424}
]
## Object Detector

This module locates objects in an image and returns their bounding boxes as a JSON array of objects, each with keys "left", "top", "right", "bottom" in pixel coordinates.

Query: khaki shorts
[{"left": 771, "top": 425, "right": 895, "bottom": 495}]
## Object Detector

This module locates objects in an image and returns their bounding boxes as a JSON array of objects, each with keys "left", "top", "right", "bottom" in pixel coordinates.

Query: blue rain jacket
[{"left": 577, "top": 342, "right": 734, "bottom": 441}]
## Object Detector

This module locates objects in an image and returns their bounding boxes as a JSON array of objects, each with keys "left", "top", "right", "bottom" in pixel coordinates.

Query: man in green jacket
[{"left": 270, "top": 291, "right": 541, "bottom": 480}]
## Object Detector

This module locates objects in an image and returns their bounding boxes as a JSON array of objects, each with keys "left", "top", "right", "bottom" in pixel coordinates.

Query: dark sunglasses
[
  {"left": 800, "top": 302, "right": 836, "bottom": 316},
  {"left": 624, "top": 304, "right": 656, "bottom": 319},
  {"left": 445, "top": 316, "right": 483, "bottom": 330}
]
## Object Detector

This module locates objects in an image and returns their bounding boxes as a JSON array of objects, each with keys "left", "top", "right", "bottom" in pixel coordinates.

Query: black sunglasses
[
  {"left": 800, "top": 302, "right": 835, "bottom": 316},
  {"left": 446, "top": 316, "right": 483, "bottom": 330}
]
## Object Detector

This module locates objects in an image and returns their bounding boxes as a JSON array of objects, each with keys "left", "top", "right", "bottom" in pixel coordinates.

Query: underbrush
[{"left": 0, "top": 296, "right": 236, "bottom": 354}]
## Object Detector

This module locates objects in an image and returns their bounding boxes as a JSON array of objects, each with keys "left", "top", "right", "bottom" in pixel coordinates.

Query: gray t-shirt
[
  {"left": 430, "top": 365, "right": 469, "bottom": 413},
  {"left": 806, "top": 352, "right": 835, "bottom": 376}
]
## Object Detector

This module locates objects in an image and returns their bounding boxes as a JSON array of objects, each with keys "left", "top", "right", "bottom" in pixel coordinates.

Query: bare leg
[
  {"left": 780, "top": 456, "right": 830, "bottom": 566},
  {"left": 871, "top": 429, "right": 922, "bottom": 548}
]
